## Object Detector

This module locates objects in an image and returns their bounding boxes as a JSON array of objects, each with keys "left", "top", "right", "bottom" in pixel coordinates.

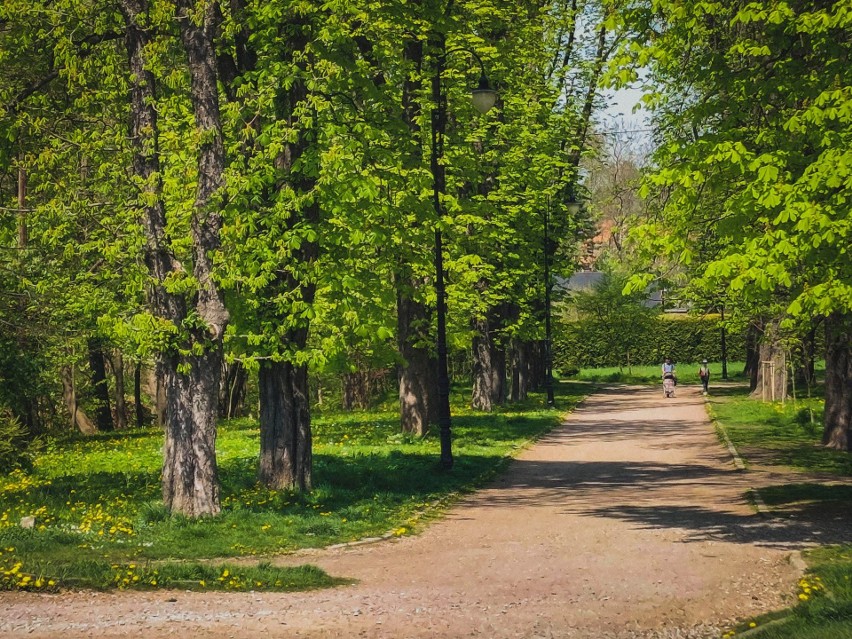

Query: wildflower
[{"left": 749, "top": 622, "right": 757, "bottom": 628}]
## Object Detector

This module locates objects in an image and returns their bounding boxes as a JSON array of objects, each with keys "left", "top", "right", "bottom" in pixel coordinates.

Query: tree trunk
[
  {"left": 492, "top": 338, "right": 507, "bottom": 406},
  {"left": 256, "top": 15, "right": 319, "bottom": 490},
  {"left": 87, "top": 338, "right": 113, "bottom": 432},
  {"left": 219, "top": 361, "right": 247, "bottom": 419},
  {"left": 510, "top": 340, "right": 523, "bottom": 402},
  {"left": 342, "top": 370, "right": 376, "bottom": 410},
  {"left": 258, "top": 361, "right": 312, "bottom": 491},
  {"left": 471, "top": 311, "right": 507, "bottom": 411},
  {"left": 110, "top": 350, "right": 128, "bottom": 430},
  {"left": 750, "top": 320, "right": 787, "bottom": 402},
  {"left": 471, "top": 316, "right": 494, "bottom": 411},
  {"left": 60, "top": 366, "right": 97, "bottom": 435},
  {"left": 155, "top": 373, "right": 167, "bottom": 428},
  {"left": 511, "top": 339, "right": 532, "bottom": 402},
  {"left": 822, "top": 313, "right": 852, "bottom": 451},
  {"left": 134, "top": 363, "right": 144, "bottom": 428},
  {"left": 120, "top": 0, "right": 228, "bottom": 516},
  {"left": 528, "top": 340, "right": 547, "bottom": 391},
  {"left": 743, "top": 322, "right": 761, "bottom": 391},
  {"left": 395, "top": 22, "right": 437, "bottom": 434},
  {"left": 795, "top": 325, "right": 817, "bottom": 389},
  {"left": 160, "top": 352, "right": 222, "bottom": 516},
  {"left": 397, "top": 292, "right": 435, "bottom": 435}
]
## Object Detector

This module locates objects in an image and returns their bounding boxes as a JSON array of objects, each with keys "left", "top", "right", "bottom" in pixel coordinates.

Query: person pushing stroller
[{"left": 661, "top": 358, "right": 676, "bottom": 398}]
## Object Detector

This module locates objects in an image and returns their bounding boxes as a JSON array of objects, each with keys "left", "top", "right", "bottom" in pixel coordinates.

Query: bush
[
  {"left": 0, "top": 408, "right": 38, "bottom": 471},
  {"left": 554, "top": 315, "right": 747, "bottom": 369}
]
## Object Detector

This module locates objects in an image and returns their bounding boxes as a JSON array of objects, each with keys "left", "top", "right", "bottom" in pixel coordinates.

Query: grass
[
  {"left": 0, "top": 381, "right": 585, "bottom": 592},
  {"left": 723, "top": 547, "right": 852, "bottom": 639},
  {"left": 709, "top": 389, "right": 852, "bottom": 476},
  {"left": 566, "top": 360, "right": 747, "bottom": 385},
  {"left": 708, "top": 385, "right": 852, "bottom": 638}
]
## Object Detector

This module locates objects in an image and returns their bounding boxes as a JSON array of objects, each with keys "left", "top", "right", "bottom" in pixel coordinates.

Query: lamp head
[
  {"left": 471, "top": 74, "right": 498, "bottom": 114},
  {"left": 566, "top": 195, "right": 582, "bottom": 216}
]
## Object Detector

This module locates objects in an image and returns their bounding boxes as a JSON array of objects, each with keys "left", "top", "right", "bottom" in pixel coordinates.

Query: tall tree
[
  {"left": 623, "top": 0, "right": 852, "bottom": 447},
  {"left": 118, "top": 0, "right": 228, "bottom": 515}
]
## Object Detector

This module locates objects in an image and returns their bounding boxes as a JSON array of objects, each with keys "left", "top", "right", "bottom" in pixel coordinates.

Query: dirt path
[{"left": 2, "top": 386, "right": 813, "bottom": 638}]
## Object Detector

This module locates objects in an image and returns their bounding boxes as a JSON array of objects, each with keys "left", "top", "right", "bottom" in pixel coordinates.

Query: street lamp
[
  {"left": 431, "top": 42, "right": 497, "bottom": 469},
  {"left": 544, "top": 192, "right": 581, "bottom": 407}
]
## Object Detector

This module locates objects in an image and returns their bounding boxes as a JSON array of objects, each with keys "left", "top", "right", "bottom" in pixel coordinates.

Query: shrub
[
  {"left": 0, "top": 408, "right": 37, "bottom": 471},
  {"left": 554, "top": 315, "right": 747, "bottom": 369}
]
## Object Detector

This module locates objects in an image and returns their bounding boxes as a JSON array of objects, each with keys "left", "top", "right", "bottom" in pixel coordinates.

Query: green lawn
[
  {"left": 567, "top": 360, "right": 746, "bottom": 385},
  {"left": 0, "top": 381, "right": 585, "bottom": 592},
  {"left": 708, "top": 387, "right": 852, "bottom": 639}
]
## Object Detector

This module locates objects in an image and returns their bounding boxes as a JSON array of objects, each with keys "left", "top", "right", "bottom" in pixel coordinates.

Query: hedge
[{"left": 553, "top": 315, "right": 747, "bottom": 370}]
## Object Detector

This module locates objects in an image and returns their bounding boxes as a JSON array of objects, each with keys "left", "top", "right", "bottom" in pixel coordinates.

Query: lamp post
[
  {"left": 544, "top": 192, "right": 581, "bottom": 407},
  {"left": 431, "top": 38, "right": 497, "bottom": 469}
]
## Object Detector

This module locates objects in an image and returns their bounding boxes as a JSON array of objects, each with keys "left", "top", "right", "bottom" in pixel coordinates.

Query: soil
[{"left": 2, "top": 385, "right": 845, "bottom": 639}]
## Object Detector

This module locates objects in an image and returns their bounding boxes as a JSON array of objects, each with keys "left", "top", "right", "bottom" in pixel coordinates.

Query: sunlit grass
[
  {"left": 723, "top": 546, "right": 852, "bottom": 639},
  {"left": 567, "top": 360, "right": 747, "bottom": 385},
  {"left": 0, "top": 381, "right": 585, "bottom": 591},
  {"left": 709, "top": 389, "right": 852, "bottom": 476},
  {"left": 710, "top": 386, "right": 852, "bottom": 637}
]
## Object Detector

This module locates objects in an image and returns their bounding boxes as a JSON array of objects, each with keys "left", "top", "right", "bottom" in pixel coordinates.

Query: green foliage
[
  {"left": 624, "top": 0, "right": 852, "bottom": 330},
  {"left": 0, "top": 409, "right": 37, "bottom": 471},
  {"left": 553, "top": 315, "right": 745, "bottom": 371}
]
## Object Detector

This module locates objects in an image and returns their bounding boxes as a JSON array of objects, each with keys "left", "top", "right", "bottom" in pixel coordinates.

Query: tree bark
[
  {"left": 256, "top": 15, "right": 318, "bottom": 490},
  {"left": 795, "top": 325, "right": 818, "bottom": 389},
  {"left": 471, "top": 311, "right": 506, "bottom": 411},
  {"left": 750, "top": 320, "right": 787, "bottom": 402},
  {"left": 134, "top": 363, "right": 144, "bottom": 428},
  {"left": 155, "top": 372, "right": 167, "bottom": 428},
  {"left": 88, "top": 338, "right": 113, "bottom": 432},
  {"left": 397, "top": 290, "right": 435, "bottom": 435},
  {"left": 219, "top": 361, "right": 247, "bottom": 419},
  {"left": 822, "top": 312, "right": 852, "bottom": 451},
  {"left": 109, "top": 350, "right": 128, "bottom": 430},
  {"left": 395, "top": 19, "right": 438, "bottom": 434},
  {"left": 160, "top": 351, "right": 222, "bottom": 516},
  {"left": 120, "top": 0, "right": 228, "bottom": 516},
  {"left": 259, "top": 361, "right": 312, "bottom": 491},
  {"left": 492, "top": 331, "right": 507, "bottom": 406},
  {"left": 60, "top": 366, "right": 97, "bottom": 435},
  {"left": 511, "top": 339, "right": 532, "bottom": 402},
  {"left": 471, "top": 316, "right": 495, "bottom": 412},
  {"left": 743, "top": 322, "right": 761, "bottom": 391}
]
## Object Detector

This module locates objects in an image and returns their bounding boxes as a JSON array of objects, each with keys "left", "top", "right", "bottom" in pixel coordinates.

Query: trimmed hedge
[{"left": 553, "top": 315, "right": 746, "bottom": 369}]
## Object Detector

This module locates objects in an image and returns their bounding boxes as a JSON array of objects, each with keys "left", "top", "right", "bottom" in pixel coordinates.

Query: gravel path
[{"left": 2, "top": 385, "right": 817, "bottom": 638}]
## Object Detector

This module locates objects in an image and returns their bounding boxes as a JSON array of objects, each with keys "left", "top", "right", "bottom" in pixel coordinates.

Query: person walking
[
  {"left": 661, "top": 358, "right": 676, "bottom": 397},
  {"left": 698, "top": 359, "right": 710, "bottom": 394}
]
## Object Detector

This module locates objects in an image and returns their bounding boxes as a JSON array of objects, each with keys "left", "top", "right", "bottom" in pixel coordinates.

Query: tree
[
  {"left": 622, "top": 1, "right": 852, "bottom": 446},
  {"left": 117, "top": 0, "right": 228, "bottom": 515}
]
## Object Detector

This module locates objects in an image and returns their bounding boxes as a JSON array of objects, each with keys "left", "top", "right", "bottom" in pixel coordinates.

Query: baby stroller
[{"left": 663, "top": 374, "right": 676, "bottom": 398}]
